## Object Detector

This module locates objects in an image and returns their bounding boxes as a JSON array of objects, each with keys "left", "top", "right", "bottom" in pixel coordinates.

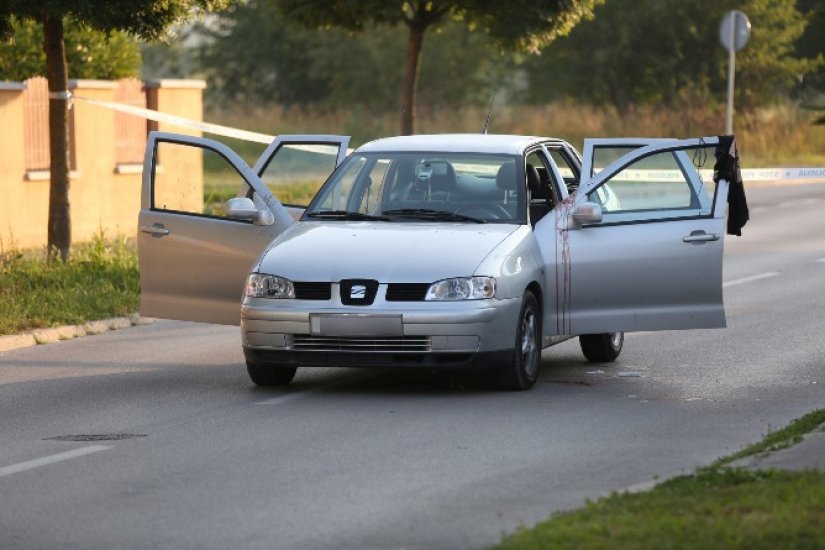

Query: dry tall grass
[{"left": 207, "top": 101, "right": 825, "bottom": 167}]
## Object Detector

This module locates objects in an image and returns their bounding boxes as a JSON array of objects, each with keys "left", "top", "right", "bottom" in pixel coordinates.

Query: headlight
[
  {"left": 245, "top": 273, "right": 295, "bottom": 299},
  {"left": 425, "top": 277, "right": 496, "bottom": 301}
]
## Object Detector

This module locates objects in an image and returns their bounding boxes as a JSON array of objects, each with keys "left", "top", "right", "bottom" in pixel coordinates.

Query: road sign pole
[
  {"left": 726, "top": 16, "right": 736, "bottom": 135},
  {"left": 720, "top": 10, "right": 750, "bottom": 135}
]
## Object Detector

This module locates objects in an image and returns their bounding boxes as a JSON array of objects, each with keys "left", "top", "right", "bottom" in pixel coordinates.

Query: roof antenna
[{"left": 482, "top": 87, "right": 498, "bottom": 135}]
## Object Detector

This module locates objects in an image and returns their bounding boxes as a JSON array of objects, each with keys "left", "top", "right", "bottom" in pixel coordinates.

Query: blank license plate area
[{"left": 310, "top": 314, "right": 403, "bottom": 337}]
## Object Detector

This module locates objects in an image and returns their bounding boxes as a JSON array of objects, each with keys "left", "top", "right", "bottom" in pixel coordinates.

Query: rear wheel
[
  {"left": 246, "top": 361, "right": 297, "bottom": 386},
  {"left": 496, "top": 291, "right": 542, "bottom": 391},
  {"left": 579, "top": 332, "right": 624, "bottom": 362}
]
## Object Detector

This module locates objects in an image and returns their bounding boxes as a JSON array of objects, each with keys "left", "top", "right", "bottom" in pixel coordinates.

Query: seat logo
[{"left": 350, "top": 285, "right": 367, "bottom": 299}]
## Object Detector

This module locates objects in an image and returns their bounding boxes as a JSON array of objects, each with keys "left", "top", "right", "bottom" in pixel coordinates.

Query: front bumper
[{"left": 240, "top": 296, "right": 521, "bottom": 369}]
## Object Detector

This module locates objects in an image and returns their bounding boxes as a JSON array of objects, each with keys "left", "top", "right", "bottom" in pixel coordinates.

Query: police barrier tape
[
  {"left": 74, "top": 94, "right": 275, "bottom": 144},
  {"left": 602, "top": 168, "right": 825, "bottom": 183},
  {"left": 74, "top": 94, "right": 824, "bottom": 181},
  {"left": 73, "top": 94, "right": 346, "bottom": 156}
]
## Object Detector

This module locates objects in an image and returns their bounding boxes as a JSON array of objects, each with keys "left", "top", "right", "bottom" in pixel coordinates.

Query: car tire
[
  {"left": 579, "top": 332, "right": 624, "bottom": 362},
  {"left": 246, "top": 360, "right": 297, "bottom": 386},
  {"left": 496, "top": 291, "right": 542, "bottom": 391}
]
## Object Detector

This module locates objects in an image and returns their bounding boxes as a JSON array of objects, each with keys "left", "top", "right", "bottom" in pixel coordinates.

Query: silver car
[{"left": 139, "top": 133, "right": 731, "bottom": 390}]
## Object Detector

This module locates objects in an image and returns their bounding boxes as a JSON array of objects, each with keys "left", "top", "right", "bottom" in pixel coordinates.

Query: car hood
[{"left": 257, "top": 222, "right": 520, "bottom": 283}]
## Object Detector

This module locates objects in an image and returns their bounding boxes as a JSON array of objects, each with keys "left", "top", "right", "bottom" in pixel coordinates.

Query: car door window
[
  {"left": 257, "top": 143, "right": 342, "bottom": 207},
  {"left": 153, "top": 140, "right": 256, "bottom": 220},
  {"left": 586, "top": 145, "right": 717, "bottom": 224},
  {"left": 580, "top": 138, "right": 672, "bottom": 182}
]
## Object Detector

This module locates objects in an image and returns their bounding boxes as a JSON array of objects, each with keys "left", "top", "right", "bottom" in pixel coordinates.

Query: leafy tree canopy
[
  {"left": 195, "top": 0, "right": 518, "bottom": 110},
  {"left": 276, "top": 0, "right": 601, "bottom": 134},
  {"left": 523, "top": 0, "right": 823, "bottom": 113},
  {"left": 277, "top": 0, "right": 601, "bottom": 54},
  {"left": 795, "top": 0, "right": 825, "bottom": 94},
  {"left": 0, "top": 16, "right": 141, "bottom": 80},
  {"left": 0, "top": 0, "right": 228, "bottom": 41}
]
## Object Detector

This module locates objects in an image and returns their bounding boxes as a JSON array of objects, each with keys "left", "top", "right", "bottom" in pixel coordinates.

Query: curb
[{"left": 0, "top": 314, "right": 156, "bottom": 353}]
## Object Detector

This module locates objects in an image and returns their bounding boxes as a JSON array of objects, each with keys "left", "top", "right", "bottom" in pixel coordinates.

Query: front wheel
[
  {"left": 246, "top": 361, "right": 297, "bottom": 386},
  {"left": 579, "top": 332, "right": 624, "bottom": 362},
  {"left": 495, "top": 291, "right": 542, "bottom": 391}
]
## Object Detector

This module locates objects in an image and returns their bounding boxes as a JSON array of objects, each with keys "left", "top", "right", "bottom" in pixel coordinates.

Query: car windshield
[{"left": 304, "top": 152, "right": 526, "bottom": 224}]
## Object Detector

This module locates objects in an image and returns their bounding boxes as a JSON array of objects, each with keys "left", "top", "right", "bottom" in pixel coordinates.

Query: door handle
[
  {"left": 140, "top": 224, "right": 170, "bottom": 236},
  {"left": 682, "top": 231, "right": 719, "bottom": 243}
]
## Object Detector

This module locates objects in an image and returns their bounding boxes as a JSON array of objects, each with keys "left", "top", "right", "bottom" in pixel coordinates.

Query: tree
[
  {"left": 0, "top": 16, "right": 141, "bottom": 81},
  {"left": 794, "top": 0, "right": 825, "bottom": 95},
  {"left": 196, "top": 1, "right": 332, "bottom": 108},
  {"left": 194, "top": 0, "right": 517, "bottom": 115},
  {"left": 522, "top": 0, "right": 822, "bottom": 114},
  {"left": 0, "top": 0, "right": 228, "bottom": 261},
  {"left": 277, "top": 0, "right": 601, "bottom": 135}
]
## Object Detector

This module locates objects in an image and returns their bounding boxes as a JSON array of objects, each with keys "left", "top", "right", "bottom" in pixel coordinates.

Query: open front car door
[
  {"left": 138, "top": 132, "right": 349, "bottom": 325},
  {"left": 553, "top": 137, "right": 730, "bottom": 335}
]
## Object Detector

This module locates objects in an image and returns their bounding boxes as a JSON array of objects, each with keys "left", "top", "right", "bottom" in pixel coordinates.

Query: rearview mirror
[
  {"left": 226, "top": 197, "right": 274, "bottom": 226},
  {"left": 572, "top": 201, "right": 602, "bottom": 225}
]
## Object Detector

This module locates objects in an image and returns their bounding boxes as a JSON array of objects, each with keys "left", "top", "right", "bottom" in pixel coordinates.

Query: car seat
[{"left": 527, "top": 164, "right": 553, "bottom": 225}]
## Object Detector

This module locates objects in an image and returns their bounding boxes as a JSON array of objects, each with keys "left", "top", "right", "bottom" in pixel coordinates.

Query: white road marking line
[
  {"left": 816, "top": 258, "right": 825, "bottom": 263},
  {"left": 723, "top": 272, "right": 779, "bottom": 288},
  {"left": 0, "top": 445, "right": 111, "bottom": 478}
]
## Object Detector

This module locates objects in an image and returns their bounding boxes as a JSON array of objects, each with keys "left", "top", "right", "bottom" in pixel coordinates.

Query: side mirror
[
  {"left": 225, "top": 197, "right": 274, "bottom": 226},
  {"left": 572, "top": 201, "right": 602, "bottom": 225}
]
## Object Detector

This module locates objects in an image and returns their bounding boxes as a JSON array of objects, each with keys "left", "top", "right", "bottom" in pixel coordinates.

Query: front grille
[
  {"left": 287, "top": 335, "right": 431, "bottom": 352},
  {"left": 340, "top": 279, "right": 379, "bottom": 306},
  {"left": 386, "top": 283, "right": 430, "bottom": 301},
  {"left": 294, "top": 282, "right": 332, "bottom": 300}
]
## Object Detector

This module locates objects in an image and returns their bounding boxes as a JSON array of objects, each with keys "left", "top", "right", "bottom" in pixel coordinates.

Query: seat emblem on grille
[{"left": 350, "top": 285, "right": 367, "bottom": 299}]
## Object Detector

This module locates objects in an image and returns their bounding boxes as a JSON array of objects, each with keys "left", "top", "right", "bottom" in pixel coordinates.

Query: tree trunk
[
  {"left": 43, "top": 15, "right": 71, "bottom": 262},
  {"left": 400, "top": 24, "right": 425, "bottom": 136}
]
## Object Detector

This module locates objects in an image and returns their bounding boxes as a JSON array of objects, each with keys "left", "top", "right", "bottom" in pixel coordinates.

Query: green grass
[
  {"left": 711, "top": 408, "right": 825, "bottom": 468},
  {"left": 0, "top": 235, "right": 139, "bottom": 335},
  {"left": 498, "top": 468, "right": 825, "bottom": 550},
  {"left": 497, "top": 410, "right": 825, "bottom": 549},
  {"left": 203, "top": 172, "right": 321, "bottom": 211}
]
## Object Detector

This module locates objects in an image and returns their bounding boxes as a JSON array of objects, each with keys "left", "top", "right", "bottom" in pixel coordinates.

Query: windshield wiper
[
  {"left": 306, "top": 210, "right": 390, "bottom": 221},
  {"left": 382, "top": 208, "right": 486, "bottom": 223}
]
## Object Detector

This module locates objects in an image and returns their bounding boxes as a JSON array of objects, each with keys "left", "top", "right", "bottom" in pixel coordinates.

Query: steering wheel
[{"left": 455, "top": 203, "right": 511, "bottom": 220}]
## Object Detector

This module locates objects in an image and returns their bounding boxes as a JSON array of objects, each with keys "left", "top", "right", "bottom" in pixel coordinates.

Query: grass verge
[
  {"left": 497, "top": 409, "right": 825, "bottom": 549},
  {"left": 712, "top": 408, "right": 825, "bottom": 468},
  {"left": 0, "top": 235, "right": 139, "bottom": 335},
  {"left": 498, "top": 468, "right": 825, "bottom": 549}
]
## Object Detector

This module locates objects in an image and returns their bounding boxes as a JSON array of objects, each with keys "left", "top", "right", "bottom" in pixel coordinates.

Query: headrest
[
  {"left": 527, "top": 164, "right": 549, "bottom": 201},
  {"left": 429, "top": 162, "right": 456, "bottom": 192},
  {"left": 496, "top": 163, "right": 517, "bottom": 190}
]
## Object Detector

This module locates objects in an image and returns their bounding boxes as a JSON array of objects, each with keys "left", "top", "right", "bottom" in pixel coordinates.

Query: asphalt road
[{"left": 1, "top": 183, "right": 824, "bottom": 549}]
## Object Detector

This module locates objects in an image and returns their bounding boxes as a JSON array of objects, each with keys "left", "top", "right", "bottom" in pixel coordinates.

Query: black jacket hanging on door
[{"left": 713, "top": 135, "right": 749, "bottom": 236}]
